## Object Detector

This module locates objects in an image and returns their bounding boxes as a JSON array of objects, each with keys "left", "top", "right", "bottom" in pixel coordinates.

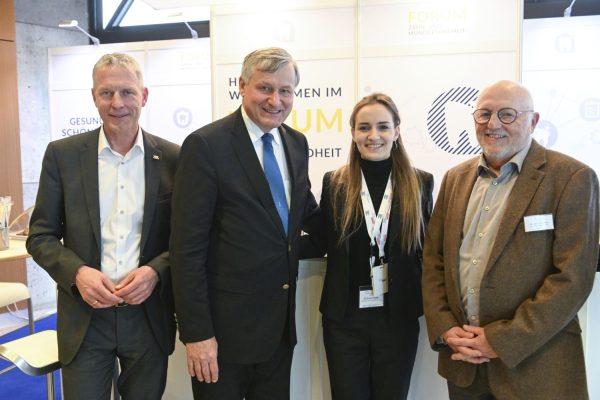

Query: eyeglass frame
[{"left": 472, "top": 108, "right": 534, "bottom": 125}]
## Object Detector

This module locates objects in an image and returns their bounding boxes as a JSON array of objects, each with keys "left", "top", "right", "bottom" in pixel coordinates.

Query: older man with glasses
[{"left": 422, "top": 80, "right": 599, "bottom": 400}]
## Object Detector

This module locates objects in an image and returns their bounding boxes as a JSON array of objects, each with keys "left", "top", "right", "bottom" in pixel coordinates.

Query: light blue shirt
[{"left": 458, "top": 140, "right": 531, "bottom": 325}]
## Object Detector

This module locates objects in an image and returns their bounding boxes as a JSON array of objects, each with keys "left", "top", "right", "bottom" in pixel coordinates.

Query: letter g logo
[{"left": 427, "top": 86, "right": 480, "bottom": 155}]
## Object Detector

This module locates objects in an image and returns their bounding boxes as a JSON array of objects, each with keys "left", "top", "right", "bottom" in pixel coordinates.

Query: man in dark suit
[
  {"left": 27, "top": 53, "right": 179, "bottom": 399},
  {"left": 422, "top": 80, "right": 599, "bottom": 399},
  {"left": 170, "top": 47, "right": 318, "bottom": 399}
]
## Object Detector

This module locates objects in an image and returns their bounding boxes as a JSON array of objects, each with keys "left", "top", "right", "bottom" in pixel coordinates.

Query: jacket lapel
[
  {"left": 485, "top": 141, "right": 545, "bottom": 275},
  {"left": 279, "top": 125, "right": 300, "bottom": 237},
  {"left": 447, "top": 161, "right": 479, "bottom": 296},
  {"left": 230, "top": 109, "right": 287, "bottom": 238},
  {"left": 140, "top": 131, "right": 161, "bottom": 260},
  {"left": 79, "top": 129, "right": 102, "bottom": 252},
  {"left": 388, "top": 203, "right": 400, "bottom": 248}
]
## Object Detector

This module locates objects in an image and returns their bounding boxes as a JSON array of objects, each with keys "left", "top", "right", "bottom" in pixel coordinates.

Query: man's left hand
[
  {"left": 446, "top": 325, "right": 498, "bottom": 364},
  {"left": 113, "top": 266, "right": 158, "bottom": 305}
]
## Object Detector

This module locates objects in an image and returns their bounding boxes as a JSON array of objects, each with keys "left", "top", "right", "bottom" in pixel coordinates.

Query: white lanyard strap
[{"left": 360, "top": 171, "right": 393, "bottom": 267}]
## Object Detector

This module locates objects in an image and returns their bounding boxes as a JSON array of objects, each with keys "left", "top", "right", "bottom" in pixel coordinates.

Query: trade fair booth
[{"left": 4, "top": 1, "right": 600, "bottom": 399}]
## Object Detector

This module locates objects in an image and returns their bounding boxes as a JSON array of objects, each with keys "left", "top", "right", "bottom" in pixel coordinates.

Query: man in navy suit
[
  {"left": 170, "top": 47, "right": 318, "bottom": 399},
  {"left": 28, "top": 53, "right": 178, "bottom": 399}
]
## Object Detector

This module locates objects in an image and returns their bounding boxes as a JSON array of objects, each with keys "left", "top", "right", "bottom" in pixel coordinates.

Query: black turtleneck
[
  {"left": 360, "top": 157, "right": 393, "bottom": 211},
  {"left": 347, "top": 157, "right": 392, "bottom": 313}
]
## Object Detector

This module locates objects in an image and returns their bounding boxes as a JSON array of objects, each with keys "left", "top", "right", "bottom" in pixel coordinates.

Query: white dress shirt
[
  {"left": 241, "top": 107, "right": 291, "bottom": 207},
  {"left": 98, "top": 127, "right": 145, "bottom": 283}
]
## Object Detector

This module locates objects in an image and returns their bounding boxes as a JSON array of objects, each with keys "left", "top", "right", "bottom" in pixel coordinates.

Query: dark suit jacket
[
  {"left": 170, "top": 108, "right": 318, "bottom": 364},
  {"left": 422, "top": 140, "right": 599, "bottom": 399},
  {"left": 27, "top": 128, "right": 179, "bottom": 364},
  {"left": 303, "top": 169, "right": 433, "bottom": 324}
]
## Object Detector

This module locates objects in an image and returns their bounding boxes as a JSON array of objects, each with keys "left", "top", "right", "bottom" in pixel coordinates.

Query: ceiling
[
  {"left": 141, "top": 0, "right": 257, "bottom": 8},
  {"left": 139, "top": 0, "right": 600, "bottom": 18}
]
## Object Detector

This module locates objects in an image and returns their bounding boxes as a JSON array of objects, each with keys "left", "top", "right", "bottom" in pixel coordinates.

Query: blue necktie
[{"left": 262, "top": 133, "right": 289, "bottom": 234}]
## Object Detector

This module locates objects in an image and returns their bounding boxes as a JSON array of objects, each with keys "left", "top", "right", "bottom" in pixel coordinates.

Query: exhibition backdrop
[
  {"left": 211, "top": 2, "right": 520, "bottom": 397},
  {"left": 522, "top": 15, "right": 600, "bottom": 400},
  {"left": 45, "top": 1, "right": 600, "bottom": 399},
  {"left": 210, "top": 0, "right": 520, "bottom": 198},
  {"left": 48, "top": 38, "right": 211, "bottom": 144}
]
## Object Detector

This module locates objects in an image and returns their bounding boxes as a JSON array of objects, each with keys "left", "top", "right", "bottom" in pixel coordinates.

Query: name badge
[
  {"left": 524, "top": 214, "right": 554, "bottom": 232},
  {"left": 371, "top": 263, "right": 389, "bottom": 296},
  {"left": 359, "top": 286, "right": 384, "bottom": 308}
]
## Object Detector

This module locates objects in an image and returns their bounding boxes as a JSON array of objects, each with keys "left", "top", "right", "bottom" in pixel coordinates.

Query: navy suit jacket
[{"left": 170, "top": 108, "right": 318, "bottom": 363}]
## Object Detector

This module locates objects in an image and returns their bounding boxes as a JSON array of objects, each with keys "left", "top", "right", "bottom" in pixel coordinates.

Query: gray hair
[
  {"left": 92, "top": 52, "right": 144, "bottom": 87},
  {"left": 240, "top": 47, "right": 299, "bottom": 87}
]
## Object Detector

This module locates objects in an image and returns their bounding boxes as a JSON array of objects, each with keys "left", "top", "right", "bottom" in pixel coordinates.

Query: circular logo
[
  {"left": 173, "top": 107, "right": 193, "bottom": 129},
  {"left": 579, "top": 98, "right": 600, "bottom": 122},
  {"left": 555, "top": 34, "right": 575, "bottom": 53}
]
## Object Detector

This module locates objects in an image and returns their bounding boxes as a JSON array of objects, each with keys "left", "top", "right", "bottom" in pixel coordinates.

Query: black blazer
[
  {"left": 170, "top": 108, "right": 318, "bottom": 364},
  {"left": 27, "top": 128, "right": 179, "bottom": 364},
  {"left": 303, "top": 169, "right": 433, "bottom": 325}
]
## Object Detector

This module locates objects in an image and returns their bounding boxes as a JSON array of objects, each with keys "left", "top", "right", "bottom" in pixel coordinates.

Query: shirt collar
[
  {"left": 241, "top": 107, "right": 281, "bottom": 146},
  {"left": 477, "top": 139, "right": 532, "bottom": 176},
  {"left": 98, "top": 126, "right": 145, "bottom": 157}
]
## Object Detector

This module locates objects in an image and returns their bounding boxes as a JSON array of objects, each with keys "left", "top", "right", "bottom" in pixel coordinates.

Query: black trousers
[
  {"left": 322, "top": 307, "right": 419, "bottom": 400},
  {"left": 191, "top": 337, "right": 293, "bottom": 400},
  {"left": 61, "top": 305, "right": 168, "bottom": 400}
]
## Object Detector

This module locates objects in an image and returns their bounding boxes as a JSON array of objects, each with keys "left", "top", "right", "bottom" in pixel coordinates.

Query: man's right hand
[
  {"left": 75, "top": 265, "right": 123, "bottom": 308},
  {"left": 444, "top": 325, "right": 490, "bottom": 364},
  {"left": 186, "top": 337, "right": 219, "bottom": 383}
]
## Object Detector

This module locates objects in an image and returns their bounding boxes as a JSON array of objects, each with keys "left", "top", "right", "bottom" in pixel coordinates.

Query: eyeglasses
[{"left": 472, "top": 108, "right": 534, "bottom": 125}]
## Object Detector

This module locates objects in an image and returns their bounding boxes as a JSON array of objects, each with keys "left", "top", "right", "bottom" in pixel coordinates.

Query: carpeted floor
[{"left": 0, "top": 313, "right": 62, "bottom": 400}]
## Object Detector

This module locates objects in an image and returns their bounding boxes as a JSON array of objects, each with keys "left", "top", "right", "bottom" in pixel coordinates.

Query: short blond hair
[{"left": 92, "top": 53, "right": 144, "bottom": 87}]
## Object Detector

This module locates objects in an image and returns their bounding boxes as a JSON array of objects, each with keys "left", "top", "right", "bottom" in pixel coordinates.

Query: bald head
[
  {"left": 473, "top": 80, "right": 540, "bottom": 172},
  {"left": 477, "top": 80, "right": 535, "bottom": 111}
]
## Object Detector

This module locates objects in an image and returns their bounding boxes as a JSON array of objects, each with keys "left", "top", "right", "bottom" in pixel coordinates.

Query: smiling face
[
  {"left": 475, "top": 80, "right": 539, "bottom": 171},
  {"left": 351, "top": 103, "right": 400, "bottom": 161},
  {"left": 92, "top": 65, "right": 148, "bottom": 138},
  {"left": 239, "top": 62, "right": 296, "bottom": 132}
]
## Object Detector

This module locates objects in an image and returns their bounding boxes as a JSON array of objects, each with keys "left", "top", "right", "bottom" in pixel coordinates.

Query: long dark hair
[{"left": 330, "top": 93, "right": 424, "bottom": 252}]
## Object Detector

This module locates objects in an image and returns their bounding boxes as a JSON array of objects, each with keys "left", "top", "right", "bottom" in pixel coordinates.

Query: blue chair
[{"left": 0, "top": 282, "right": 60, "bottom": 400}]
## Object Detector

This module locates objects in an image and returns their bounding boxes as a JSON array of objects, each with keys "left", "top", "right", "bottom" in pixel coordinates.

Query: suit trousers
[
  {"left": 447, "top": 365, "right": 495, "bottom": 400},
  {"left": 61, "top": 304, "right": 167, "bottom": 400},
  {"left": 191, "top": 336, "right": 293, "bottom": 400},
  {"left": 322, "top": 306, "right": 419, "bottom": 400}
]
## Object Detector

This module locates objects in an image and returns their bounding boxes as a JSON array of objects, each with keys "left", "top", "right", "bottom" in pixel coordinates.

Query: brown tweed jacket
[{"left": 422, "top": 140, "right": 599, "bottom": 399}]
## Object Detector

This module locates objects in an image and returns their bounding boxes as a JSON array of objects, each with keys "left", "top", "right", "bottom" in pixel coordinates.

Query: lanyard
[{"left": 360, "top": 171, "right": 393, "bottom": 269}]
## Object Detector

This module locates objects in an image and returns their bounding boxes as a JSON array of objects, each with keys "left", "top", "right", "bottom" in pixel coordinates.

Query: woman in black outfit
[{"left": 303, "top": 93, "right": 433, "bottom": 399}]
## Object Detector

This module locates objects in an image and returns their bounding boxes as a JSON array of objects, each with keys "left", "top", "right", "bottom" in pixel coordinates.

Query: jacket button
[{"left": 282, "top": 283, "right": 290, "bottom": 290}]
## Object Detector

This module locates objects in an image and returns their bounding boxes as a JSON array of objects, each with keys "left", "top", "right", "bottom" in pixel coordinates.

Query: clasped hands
[
  {"left": 443, "top": 325, "right": 498, "bottom": 364},
  {"left": 75, "top": 265, "right": 158, "bottom": 308}
]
